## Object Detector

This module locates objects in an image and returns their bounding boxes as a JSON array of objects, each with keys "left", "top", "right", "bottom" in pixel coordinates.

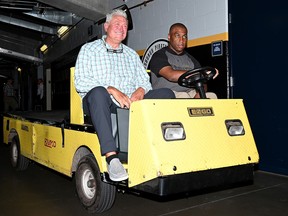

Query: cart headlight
[
  {"left": 161, "top": 122, "right": 186, "bottom": 141},
  {"left": 225, "top": 119, "right": 245, "bottom": 136}
]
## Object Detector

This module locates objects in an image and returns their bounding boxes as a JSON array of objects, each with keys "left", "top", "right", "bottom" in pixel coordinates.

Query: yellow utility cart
[{"left": 2, "top": 67, "right": 259, "bottom": 213}]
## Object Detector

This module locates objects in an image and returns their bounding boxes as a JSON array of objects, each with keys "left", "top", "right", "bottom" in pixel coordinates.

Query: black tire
[
  {"left": 75, "top": 154, "right": 116, "bottom": 213},
  {"left": 10, "top": 135, "right": 29, "bottom": 171}
]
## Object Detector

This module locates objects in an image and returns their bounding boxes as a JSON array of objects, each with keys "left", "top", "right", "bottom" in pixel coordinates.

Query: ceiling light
[
  {"left": 57, "top": 26, "right": 69, "bottom": 37},
  {"left": 40, "top": 44, "right": 48, "bottom": 52}
]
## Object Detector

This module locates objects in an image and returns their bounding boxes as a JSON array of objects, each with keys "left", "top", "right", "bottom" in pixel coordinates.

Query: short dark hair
[{"left": 169, "top": 23, "right": 188, "bottom": 33}]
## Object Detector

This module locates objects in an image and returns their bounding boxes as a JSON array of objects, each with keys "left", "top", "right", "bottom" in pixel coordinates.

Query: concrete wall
[
  {"left": 43, "top": 0, "right": 228, "bottom": 64},
  {"left": 110, "top": 0, "right": 228, "bottom": 53},
  {"left": 42, "top": 0, "right": 229, "bottom": 109}
]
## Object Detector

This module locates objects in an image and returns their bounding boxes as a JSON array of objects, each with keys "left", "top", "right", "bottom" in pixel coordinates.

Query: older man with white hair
[{"left": 75, "top": 9, "right": 175, "bottom": 181}]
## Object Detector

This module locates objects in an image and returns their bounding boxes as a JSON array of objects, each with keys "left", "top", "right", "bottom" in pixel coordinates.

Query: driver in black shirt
[{"left": 149, "top": 23, "right": 219, "bottom": 98}]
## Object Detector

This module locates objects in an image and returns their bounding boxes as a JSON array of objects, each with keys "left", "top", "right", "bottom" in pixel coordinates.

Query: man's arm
[
  {"left": 149, "top": 49, "right": 170, "bottom": 77},
  {"left": 160, "top": 66, "right": 219, "bottom": 82},
  {"left": 159, "top": 66, "right": 186, "bottom": 82},
  {"left": 133, "top": 54, "right": 152, "bottom": 94},
  {"left": 74, "top": 44, "right": 103, "bottom": 94}
]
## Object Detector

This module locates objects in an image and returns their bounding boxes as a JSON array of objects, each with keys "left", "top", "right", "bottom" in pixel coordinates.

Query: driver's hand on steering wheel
[
  {"left": 212, "top": 68, "right": 219, "bottom": 79},
  {"left": 184, "top": 67, "right": 219, "bottom": 79}
]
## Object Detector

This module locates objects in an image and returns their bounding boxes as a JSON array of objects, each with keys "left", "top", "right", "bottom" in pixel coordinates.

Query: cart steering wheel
[{"left": 178, "top": 66, "right": 216, "bottom": 98}]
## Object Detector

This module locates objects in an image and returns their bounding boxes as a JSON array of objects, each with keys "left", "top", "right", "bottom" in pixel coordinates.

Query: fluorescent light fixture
[
  {"left": 40, "top": 44, "right": 48, "bottom": 52},
  {"left": 57, "top": 26, "right": 69, "bottom": 37}
]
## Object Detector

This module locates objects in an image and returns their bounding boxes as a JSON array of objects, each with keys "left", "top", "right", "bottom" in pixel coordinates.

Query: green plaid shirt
[{"left": 75, "top": 35, "right": 152, "bottom": 101}]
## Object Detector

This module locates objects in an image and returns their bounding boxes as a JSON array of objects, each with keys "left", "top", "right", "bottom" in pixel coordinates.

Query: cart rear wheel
[
  {"left": 10, "top": 135, "right": 29, "bottom": 171},
  {"left": 75, "top": 154, "right": 116, "bottom": 213}
]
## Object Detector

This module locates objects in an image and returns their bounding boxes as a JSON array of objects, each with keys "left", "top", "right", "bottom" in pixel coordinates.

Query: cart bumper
[{"left": 132, "top": 164, "right": 255, "bottom": 196}]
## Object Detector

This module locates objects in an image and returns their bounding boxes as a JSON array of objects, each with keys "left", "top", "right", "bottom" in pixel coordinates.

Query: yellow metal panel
[
  {"left": 32, "top": 124, "right": 62, "bottom": 168},
  {"left": 128, "top": 99, "right": 259, "bottom": 187},
  {"left": 3, "top": 116, "right": 14, "bottom": 145},
  {"left": 70, "top": 67, "right": 84, "bottom": 124},
  {"left": 3, "top": 117, "right": 34, "bottom": 158},
  {"left": 64, "top": 129, "right": 104, "bottom": 173},
  {"left": 3, "top": 116, "right": 105, "bottom": 177},
  {"left": 31, "top": 125, "right": 104, "bottom": 176},
  {"left": 2, "top": 117, "right": 9, "bottom": 144}
]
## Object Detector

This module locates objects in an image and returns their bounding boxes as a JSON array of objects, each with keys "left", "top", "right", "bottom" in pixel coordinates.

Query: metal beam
[
  {"left": 37, "top": 0, "right": 108, "bottom": 21},
  {"left": 0, "top": 14, "right": 57, "bottom": 34},
  {"left": 24, "top": 10, "right": 74, "bottom": 25},
  {"left": 0, "top": 47, "right": 42, "bottom": 63}
]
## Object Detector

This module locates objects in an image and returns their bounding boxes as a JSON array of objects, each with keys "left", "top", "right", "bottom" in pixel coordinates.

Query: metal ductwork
[
  {"left": 0, "top": 14, "right": 57, "bottom": 34},
  {"left": 24, "top": 10, "right": 74, "bottom": 25},
  {"left": 37, "top": 0, "right": 108, "bottom": 22},
  {"left": 0, "top": 47, "right": 42, "bottom": 63},
  {"left": 0, "top": 0, "right": 108, "bottom": 69}
]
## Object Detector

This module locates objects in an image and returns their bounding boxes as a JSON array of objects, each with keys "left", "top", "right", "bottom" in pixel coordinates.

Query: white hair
[{"left": 106, "top": 9, "right": 127, "bottom": 23}]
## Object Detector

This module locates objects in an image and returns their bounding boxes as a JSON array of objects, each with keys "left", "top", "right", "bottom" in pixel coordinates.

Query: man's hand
[
  {"left": 130, "top": 87, "right": 145, "bottom": 102},
  {"left": 107, "top": 86, "right": 131, "bottom": 108},
  {"left": 213, "top": 68, "right": 219, "bottom": 79}
]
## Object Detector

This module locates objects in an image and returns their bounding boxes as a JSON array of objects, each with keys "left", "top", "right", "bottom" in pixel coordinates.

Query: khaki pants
[{"left": 173, "top": 90, "right": 217, "bottom": 99}]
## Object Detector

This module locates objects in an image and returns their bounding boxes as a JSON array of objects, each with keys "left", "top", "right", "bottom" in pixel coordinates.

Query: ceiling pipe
[{"left": 0, "top": 47, "right": 43, "bottom": 63}]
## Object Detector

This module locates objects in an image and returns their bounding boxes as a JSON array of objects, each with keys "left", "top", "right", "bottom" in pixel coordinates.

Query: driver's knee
[
  {"left": 174, "top": 91, "right": 192, "bottom": 98},
  {"left": 206, "top": 92, "right": 218, "bottom": 99},
  {"left": 145, "top": 88, "right": 175, "bottom": 99}
]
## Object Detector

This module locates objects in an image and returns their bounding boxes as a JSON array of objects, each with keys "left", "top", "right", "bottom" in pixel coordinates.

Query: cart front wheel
[{"left": 75, "top": 154, "right": 116, "bottom": 213}]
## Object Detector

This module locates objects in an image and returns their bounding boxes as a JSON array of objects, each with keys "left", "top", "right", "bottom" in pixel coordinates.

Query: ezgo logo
[
  {"left": 142, "top": 38, "right": 168, "bottom": 69},
  {"left": 44, "top": 138, "right": 56, "bottom": 148}
]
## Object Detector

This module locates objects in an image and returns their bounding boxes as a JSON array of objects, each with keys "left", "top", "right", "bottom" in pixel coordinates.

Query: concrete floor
[{"left": 0, "top": 143, "right": 288, "bottom": 216}]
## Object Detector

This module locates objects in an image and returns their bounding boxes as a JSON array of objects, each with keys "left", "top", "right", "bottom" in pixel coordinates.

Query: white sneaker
[{"left": 107, "top": 158, "right": 128, "bottom": 181}]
